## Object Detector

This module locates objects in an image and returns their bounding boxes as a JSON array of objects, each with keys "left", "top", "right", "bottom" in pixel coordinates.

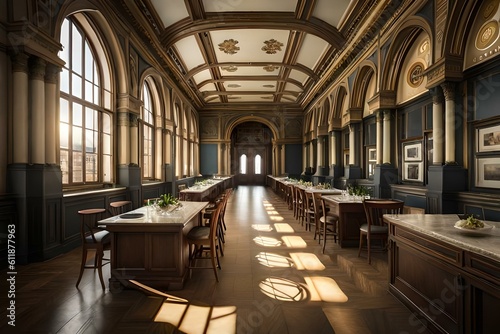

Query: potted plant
[{"left": 155, "top": 193, "right": 181, "bottom": 213}]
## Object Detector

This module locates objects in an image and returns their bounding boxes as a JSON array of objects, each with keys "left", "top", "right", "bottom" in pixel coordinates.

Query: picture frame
[
  {"left": 478, "top": 124, "right": 500, "bottom": 152},
  {"left": 403, "top": 142, "right": 422, "bottom": 161},
  {"left": 403, "top": 162, "right": 423, "bottom": 182},
  {"left": 476, "top": 157, "right": 500, "bottom": 188},
  {"left": 368, "top": 148, "right": 377, "bottom": 162}
]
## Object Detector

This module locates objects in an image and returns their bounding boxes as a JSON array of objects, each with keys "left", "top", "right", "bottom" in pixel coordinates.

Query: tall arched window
[
  {"left": 255, "top": 154, "right": 262, "bottom": 174},
  {"left": 59, "top": 16, "right": 112, "bottom": 186},
  {"left": 141, "top": 80, "right": 155, "bottom": 179},
  {"left": 240, "top": 154, "right": 247, "bottom": 174}
]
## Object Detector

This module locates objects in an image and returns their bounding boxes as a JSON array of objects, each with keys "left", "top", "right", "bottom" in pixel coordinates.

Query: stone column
[
  {"left": 117, "top": 112, "right": 130, "bottom": 165},
  {"left": 30, "top": 57, "right": 46, "bottom": 164},
  {"left": 376, "top": 110, "right": 383, "bottom": 165},
  {"left": 12, "top": 53, "right": 30, "bottom": 163},
  {"left": 432, "top": 88, "right": 444, "bottom": 165},
  {"left": 330, "top": 132, "right": 336, "bottom": 166},
  {"left": 45, "top": 63, "right": 60, "bottom": 165},
  {"left": 441, "top": 82, "right": 456, "bottom": 163},
  {"left": 309, "top": 141, "right": 315, "bottom": 171},
  {"left": 129, "top": 113, "right": 139, "bottom": 165},
  {"left": 383, "top": 110, "right": 392, "bottom": 164},
  {"left": 349, "top": 125, "right": 355, "bottom": 165}
]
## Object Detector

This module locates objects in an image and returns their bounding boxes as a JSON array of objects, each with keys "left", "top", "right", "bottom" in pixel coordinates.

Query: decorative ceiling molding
[
  {"left": 218, "top": 39, "right": 240, "bottom": 55},
  {"left": 261, "top": 39, "right": 284, "bottom": 54}
]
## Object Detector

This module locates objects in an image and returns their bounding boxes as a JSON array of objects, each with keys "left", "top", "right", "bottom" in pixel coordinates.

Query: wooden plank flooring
[{"left": 0, "top": 186, "right": 431, "bottom": 333}]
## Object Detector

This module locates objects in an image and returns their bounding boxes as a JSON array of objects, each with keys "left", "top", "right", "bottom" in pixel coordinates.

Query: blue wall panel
[{"left": 200, "top": 144, "right": 218, "bottom": 176}]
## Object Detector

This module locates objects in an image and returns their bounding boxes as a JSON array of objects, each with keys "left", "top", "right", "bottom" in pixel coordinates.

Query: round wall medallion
[
  {"left": 476, "top": 20, "right": 499, "bottom": 50},
  {"left": 407, "top": 62, "right": 425, "bottom": 88},
  {"left": 483, "top": 0, "right": 499, "bottom": 19}
]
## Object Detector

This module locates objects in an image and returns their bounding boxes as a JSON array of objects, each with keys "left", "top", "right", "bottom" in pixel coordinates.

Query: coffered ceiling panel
[{"left": 120, "top": 0, "right": 398, "bottom": 112}]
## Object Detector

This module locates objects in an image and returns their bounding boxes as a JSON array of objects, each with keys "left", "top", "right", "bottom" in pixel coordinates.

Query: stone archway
[{"left": 230, "top": 122, "right": 273, "bottom": 186}]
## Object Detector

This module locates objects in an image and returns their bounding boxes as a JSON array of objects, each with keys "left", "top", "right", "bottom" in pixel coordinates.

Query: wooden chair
[
  {"left": 109, "top": 200, "right": 133, "bottom": 216},
  {"left": 76, "top": 208, "right": 110, "bottom": 290},
  {"left": 360, "top": 199, "right": 404, "bottom": 264},
  {"left": 295, "top": 186, "right": 305, "bottom": 225},
  {"left": 319, "top": 197, "right": 339, "bottom": 253},
  {"left": 303, "top": 190, "right": 317, "bottom": 232},
  {"left": 187, "top": 202, "right": 223, "bottom": 282}
]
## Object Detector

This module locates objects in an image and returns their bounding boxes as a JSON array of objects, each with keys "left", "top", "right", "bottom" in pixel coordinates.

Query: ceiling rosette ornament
[
  {"left": 262, "top": 39, "right": 284, "bottom": 54},
  {"left": 218, "top": 39, "right": 240, "bottom": 55}
]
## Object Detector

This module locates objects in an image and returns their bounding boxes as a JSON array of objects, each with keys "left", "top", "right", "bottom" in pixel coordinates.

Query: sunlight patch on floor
[
  {"left": 282, "top": 236, "right": 307, "bottom": 248},
  {"left": 274, "top": 223, "right": 294, "bottom": 233},
  {"left": 253, "top": 236, "right": 282, "bottom": 247},
  {"left": 259, "top": 277, "right": 308, "bottom": 302},
  {"left": 290, "top": 252, "right": 325, "bottom": 270},
  {"left": 252, "top": 224, "right": 273, "bottom": 232},
  {"left": 255, "top": 252, "right": 294, "bottom": 268},
  {"left": 304, "top": 276, "right": 348, "bottom": 303}
]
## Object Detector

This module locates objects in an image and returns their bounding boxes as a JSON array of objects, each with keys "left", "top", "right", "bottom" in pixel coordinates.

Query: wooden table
[
  {"left": 180, "top": 177, "right": 232, "bottom": 201},
  {"left": 321, "top": 195, "right": 366, "bottom": 248},
  {"left": 99, "top": 201, "right": 208, "bottom": 290}
]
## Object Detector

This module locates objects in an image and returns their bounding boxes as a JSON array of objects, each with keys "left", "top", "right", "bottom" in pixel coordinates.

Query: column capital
[
  {"left": 45, "top": 63, "right": 61, "bottom": 84},
  {"left": 11, "top": 52, "right": 29, "bottom": 73},
  {"left": 29, "top": 57, "right": 46, "bottom": 80},
  {"left": 441, "top": 82, "right": 456, "bottom": 101}
]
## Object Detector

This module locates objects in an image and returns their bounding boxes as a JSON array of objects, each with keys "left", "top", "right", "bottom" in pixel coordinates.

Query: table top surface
[
  {"left": 321, "top": 194, "right": 364, "bottom": 203},
  {"left": 180, "top": 177, "right": 230, "bottom": 193},
  {"left": 383, "top": 214, "right": 500, "bottom": 262},
  {"left": 99, "top": 201, "right": 208, "bottom": 226}
]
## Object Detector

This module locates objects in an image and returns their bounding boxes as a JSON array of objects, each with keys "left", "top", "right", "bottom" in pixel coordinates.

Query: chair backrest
[
  {"left": 109, "top": 200, "right": 133, "bottom": 216},
  {"left": 363, "top": 199, "right": 405, "bottom": 229},
  {"left": 78, "top": 208, "right": 107, "bottom": 244},
  {"left": 209, "top": 202, "right": 223, "bottom": 240}
]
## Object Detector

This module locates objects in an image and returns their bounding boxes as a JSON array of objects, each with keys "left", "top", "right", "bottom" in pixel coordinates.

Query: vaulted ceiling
[{"left": 119, "top": 0, "right": 399, "bottom": 113}]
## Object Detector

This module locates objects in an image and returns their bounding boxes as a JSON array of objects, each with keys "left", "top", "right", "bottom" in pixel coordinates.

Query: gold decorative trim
[
  {"left": 483, "top": 0, "right": 499, "bottom": 19},
  {"left": 407, "top": 62, "right": 425, "bottom": 88},
  {"left": 262, "top": 39, "right": 284, "bottom": 54},
  {"left": 221, "top": 65, "right": 238, "bottom": 72},
  {"left": 475, "top": 20, "right": 499, "bottom": 50},
  {"left": 218, "top": 39, "right": 240, "bottom": 55},
  {"left": 263, "top": 64, "right": 279, "bottom": 72}
]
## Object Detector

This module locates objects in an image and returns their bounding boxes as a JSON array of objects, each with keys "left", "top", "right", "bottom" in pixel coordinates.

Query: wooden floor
[{"left": 0, "top": 186, "right": 431, "bottom": 333}]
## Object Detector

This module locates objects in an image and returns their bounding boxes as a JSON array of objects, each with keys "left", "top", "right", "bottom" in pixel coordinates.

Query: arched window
[
  {"left": 240, "top": 154, "right": 247, "bottom": 174},
  {"left": 59, "top": 16, "right": 112, "bottom": 186},
  {"left": 255, "top": 154, "right": 262, "bottom": 174},
  {"left": 141, "top": 80, "right": 155, "bottom": 179}
]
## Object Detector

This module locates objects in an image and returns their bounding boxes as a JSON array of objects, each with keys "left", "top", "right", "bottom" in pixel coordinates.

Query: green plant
[
  {"left": 157, "top": 193, "right": 179, "bottom": 207},
  {"left": 347, "top": 184, "right": 371, "bottom": 197}
]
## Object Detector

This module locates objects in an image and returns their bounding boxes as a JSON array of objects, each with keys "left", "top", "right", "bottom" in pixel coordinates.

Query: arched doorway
[{"left": 231, "top": 122, "right": 273, "bottom": 185}]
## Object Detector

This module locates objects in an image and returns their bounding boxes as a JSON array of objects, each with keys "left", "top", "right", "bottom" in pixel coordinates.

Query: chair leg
[
  {"left": 76, "top": 248, "right": 87, "bottom": 288},
  {"left": 322, "top": 222, "right": 327, "bottom": 254},
  {"left": 96, "top": 247, "right": 106, "bottom": 290},
  {"left": 357, "top": 232, "right": 364, "bottom": 258},
  {"left": 211, "top": 244, "right": 219, "bottom": 282}
]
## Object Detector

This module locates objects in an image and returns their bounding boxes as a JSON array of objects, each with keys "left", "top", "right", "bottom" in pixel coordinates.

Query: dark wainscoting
[
  {"left": 453, "top": 192, "right": 500, "bottom": 221},
  {"left": 391, "top": 184, "right": 428, "bottom": 210}
]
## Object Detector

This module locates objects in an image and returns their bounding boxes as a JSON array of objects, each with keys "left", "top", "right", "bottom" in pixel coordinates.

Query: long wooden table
[
  {"left": 321, "top": 194, "right": 366, "bottom": 248},
  {"left": 99, "top": 201, "right": 208, "bottom": 290},
  {"left": 180, "top": 176, "right": 232, "bottom": 201}
]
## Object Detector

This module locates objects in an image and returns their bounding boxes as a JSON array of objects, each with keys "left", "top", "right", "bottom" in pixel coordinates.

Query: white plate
[{"left": 454, "top": 222, "right": 494, "bottom": 235}]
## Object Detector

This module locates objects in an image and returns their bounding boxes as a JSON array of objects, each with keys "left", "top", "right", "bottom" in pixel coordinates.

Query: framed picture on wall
[
  {"left": 476, "top": 157, "right": 500, "bottom": 188},
  {"left": 478, "top": 124, "right": 500, "bottom": 152},
  {"left": 403, "top": 162, "right": 423, "bottom": 182},
  {"left": 368, "top": 148, "right": 377, "bottom": 161},
  {"left": 403, "top": 142, "right": 422, "bottom": 161}
]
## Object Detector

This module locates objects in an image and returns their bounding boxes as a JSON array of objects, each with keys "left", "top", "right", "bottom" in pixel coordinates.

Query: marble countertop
[
  {"left": 383, "top": 214, "right": 500, "bottom": 262},
  {"left": 99, "top": 201, "right": 208, "bottom": 226}
]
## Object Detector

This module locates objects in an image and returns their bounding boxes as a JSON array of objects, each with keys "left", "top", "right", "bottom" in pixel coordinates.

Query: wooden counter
[
  {"left": 99, "top": 201, "right": 208, "bottom": 290},
  {"left": 384, "top": 214, "right": 500, "bottom": 334}
]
